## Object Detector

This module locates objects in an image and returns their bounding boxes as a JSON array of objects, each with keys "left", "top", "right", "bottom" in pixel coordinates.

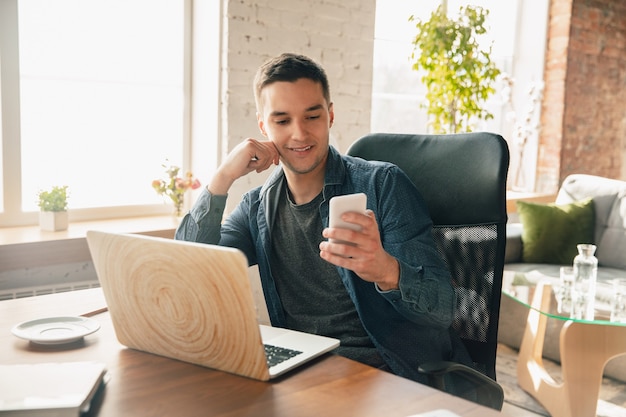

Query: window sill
[
  {"left": 506, "top": 190, "right": 555, "bottom": 214},
  {"left": 0, "top": 215, "right": 179, "bottom": 273},
  {"left": 0, "top": 193, "right": 550, "bottom": 274}
]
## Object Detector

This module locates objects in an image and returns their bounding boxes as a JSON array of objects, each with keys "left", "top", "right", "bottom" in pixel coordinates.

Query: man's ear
[
  {"left": 328, "top": 103, "right": 335, "bottom": 128},
  {"left": 257, "top": 112, "right": 267, "bottom": 137}
]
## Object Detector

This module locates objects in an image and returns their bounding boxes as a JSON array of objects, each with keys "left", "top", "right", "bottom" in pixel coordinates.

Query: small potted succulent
[{"left": 37, "top": 185, "right": 69, "bottom": 231}]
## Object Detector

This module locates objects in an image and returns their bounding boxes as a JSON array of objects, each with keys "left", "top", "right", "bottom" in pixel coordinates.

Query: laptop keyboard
[{"left": 264, "top": 344, "right": 303, "bottom": 367}]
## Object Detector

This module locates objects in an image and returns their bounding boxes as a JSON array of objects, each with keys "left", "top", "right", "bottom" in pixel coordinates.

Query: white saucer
[{"left": 11, "top": 316, "right": 101, "bottom": 345}]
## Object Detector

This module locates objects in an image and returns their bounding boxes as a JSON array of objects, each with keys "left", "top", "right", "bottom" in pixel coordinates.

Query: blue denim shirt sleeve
[
  {"left": 175, "top": 187, "right": 260, "bottom": 266},
  {"left": 174, "top": 188, "right": 226, "bottom": 244},
  {"left": 362, "top": 164, "right": 456, "bottom": 329},
  {"left": 374, "top": 261, "right": 454, "bottom": 329}
]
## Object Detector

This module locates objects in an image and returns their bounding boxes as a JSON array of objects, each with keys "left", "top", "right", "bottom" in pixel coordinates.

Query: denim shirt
[{"left": 175, "top": 146, "right": 472, "bottom": 383}]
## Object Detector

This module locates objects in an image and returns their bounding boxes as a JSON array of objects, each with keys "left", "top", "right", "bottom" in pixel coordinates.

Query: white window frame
[{"left": 0, "top": 0, "right": 219, "bottom": 227}]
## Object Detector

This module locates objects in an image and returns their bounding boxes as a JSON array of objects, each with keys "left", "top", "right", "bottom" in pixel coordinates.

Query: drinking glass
[
  {"left": 610, "top": 278, "right": 626, "bottom": 323},
  {"left": 571, "top": 280, "right": 593, "bottom": 320},
  {"left": 557, "top": 266, "right": 575, "bottom": 314}
]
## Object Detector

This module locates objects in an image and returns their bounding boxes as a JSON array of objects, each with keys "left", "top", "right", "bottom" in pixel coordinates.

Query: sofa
[{"left": 498, "top": 174, "right": 626, "bottom": 383}]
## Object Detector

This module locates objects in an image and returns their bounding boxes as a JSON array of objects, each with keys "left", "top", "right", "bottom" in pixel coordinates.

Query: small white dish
[{"left": 11, "top": 316, "right": 101, "bottom": 345}]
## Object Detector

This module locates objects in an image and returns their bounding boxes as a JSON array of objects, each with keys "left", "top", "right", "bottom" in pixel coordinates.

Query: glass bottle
[{"left": 572, "top": 244, "right": 598, "bottom": 320}]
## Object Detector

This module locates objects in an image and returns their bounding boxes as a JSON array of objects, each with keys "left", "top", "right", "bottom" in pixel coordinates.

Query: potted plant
[
  {"left": 409, "top": 4, "right": 501, "bottom": 133},
  {"left": 37, "top": 185, "right": 69, "bottom": 231}
]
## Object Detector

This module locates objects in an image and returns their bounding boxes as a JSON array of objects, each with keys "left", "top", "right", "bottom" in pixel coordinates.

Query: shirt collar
[{"left": 259, "top": 145, "right": 346, "bottom": 197}]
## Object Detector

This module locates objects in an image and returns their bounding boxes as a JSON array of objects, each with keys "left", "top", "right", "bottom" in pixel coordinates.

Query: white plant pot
[{"left": 39, "top": 211, "right": 69, "bottom": 232}]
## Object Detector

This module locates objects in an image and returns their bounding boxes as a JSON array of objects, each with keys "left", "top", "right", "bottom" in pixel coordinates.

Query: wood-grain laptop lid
[{"left": 86, "top": 231, "right": 272, "bottom": 381}]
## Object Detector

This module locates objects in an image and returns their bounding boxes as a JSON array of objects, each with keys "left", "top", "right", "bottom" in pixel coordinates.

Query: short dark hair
[{"left": 254, "top": 53, "right": 331, "bottom": 110}]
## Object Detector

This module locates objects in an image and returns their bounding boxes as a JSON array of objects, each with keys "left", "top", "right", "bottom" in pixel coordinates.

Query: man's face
[{"left": 257, "top": 78, "right": 334, "bottom": 177}]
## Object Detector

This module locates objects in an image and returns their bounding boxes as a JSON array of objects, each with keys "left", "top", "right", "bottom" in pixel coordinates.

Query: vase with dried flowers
[
  {"left": 152, "top": 162, "right": 201, "bottom": 217},
  {"left": 501, "top": 74, "right": 544, "bottom": 191}
]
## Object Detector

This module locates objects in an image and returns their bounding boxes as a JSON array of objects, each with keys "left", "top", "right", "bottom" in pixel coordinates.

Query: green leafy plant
[
  {"left": 409, "top": 5, "right": 501, "bottom": 133},
  {"left": 37, "top": 185, "right": 69, "bottom": 212}
]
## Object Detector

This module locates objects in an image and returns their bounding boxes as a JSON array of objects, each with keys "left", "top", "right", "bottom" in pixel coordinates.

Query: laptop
[{"left": 86, "top": 230, "right": 339, "bottom": 381}]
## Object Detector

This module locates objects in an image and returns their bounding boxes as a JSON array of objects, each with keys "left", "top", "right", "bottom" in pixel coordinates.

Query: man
[{"left": 176, "top": 52, "right": 472, "bottom": 384}]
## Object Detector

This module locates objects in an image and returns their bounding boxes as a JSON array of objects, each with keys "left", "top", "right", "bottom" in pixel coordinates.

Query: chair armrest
[
  {"left": 418, "top": 361, "right": 504, "bottom": 410},
  {"left": 505, "top": 223, "right": 523, "bottom": 263}
]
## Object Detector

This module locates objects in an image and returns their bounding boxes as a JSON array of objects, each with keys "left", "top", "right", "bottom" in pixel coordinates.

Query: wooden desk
[{"left": 1, "top": 289, "right": 502, "bottom": 417}]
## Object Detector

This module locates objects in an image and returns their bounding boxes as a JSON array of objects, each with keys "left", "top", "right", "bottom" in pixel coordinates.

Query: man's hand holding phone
[{"left": 320, "top": 193, "right": 400, "bottom": 291}]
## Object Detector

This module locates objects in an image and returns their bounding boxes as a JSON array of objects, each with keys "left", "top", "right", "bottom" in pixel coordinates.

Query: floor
[{"left": 496, "top": 343, "right": 626, "bottom": 417}]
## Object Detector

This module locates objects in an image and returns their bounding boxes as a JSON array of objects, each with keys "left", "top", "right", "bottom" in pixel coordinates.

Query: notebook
[
  {"left": 0, "top": 361, "right": 107, "bottom": 417},
  {"left": 85, "top": 230, "right": 339, "bottom": 381}
]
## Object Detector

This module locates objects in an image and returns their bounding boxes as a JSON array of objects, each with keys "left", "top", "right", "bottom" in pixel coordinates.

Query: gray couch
[{"left": 499, "top": 174, "right": 626, "bottom": 382}]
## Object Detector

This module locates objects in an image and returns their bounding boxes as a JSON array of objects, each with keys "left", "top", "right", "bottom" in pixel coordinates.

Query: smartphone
[{"left": 328, "top": 193, "right": 367, "bottom": 245}]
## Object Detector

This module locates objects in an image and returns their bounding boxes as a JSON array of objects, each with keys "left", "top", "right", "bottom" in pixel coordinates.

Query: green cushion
[{"left": 517, "top": 198, "right": 595, "bottom": 264}]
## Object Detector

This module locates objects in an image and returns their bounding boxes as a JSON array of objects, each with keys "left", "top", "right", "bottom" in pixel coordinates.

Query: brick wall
[
  {"left": 220, "top": 0, "right": 376, "bottom": 212},
  {"left": 537, "top": 0, "right": 626, "bottom": 193}
]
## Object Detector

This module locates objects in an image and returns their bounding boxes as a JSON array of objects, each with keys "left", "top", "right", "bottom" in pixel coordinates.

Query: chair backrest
[{"left": 347, "top": 132, "right": 509, "bottom": 379}]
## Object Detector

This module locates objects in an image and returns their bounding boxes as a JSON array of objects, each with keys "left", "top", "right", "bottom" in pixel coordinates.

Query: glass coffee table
[{"left": 502, "top": 271, "right": 626, "bottom": 417}]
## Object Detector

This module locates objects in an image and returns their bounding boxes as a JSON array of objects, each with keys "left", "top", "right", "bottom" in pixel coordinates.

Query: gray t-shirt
[{"left": 269, "top": 186, "right": 385, "bottom": 368}]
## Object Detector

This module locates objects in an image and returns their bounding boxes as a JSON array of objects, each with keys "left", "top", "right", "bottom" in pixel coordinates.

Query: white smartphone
[{"left": 328, "top": 193, "right": 367, "bottom": 245}]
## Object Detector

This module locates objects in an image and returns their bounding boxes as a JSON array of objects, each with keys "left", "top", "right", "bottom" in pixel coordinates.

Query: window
[
  {"left": 0, "top": 0, "right": 218, "bottom": 226},
  {"left": 372, "top": 1, "right": 549, "bottom": 192},
  {"left": 372, "top": 0, "right": 517, "bottom": 135}
]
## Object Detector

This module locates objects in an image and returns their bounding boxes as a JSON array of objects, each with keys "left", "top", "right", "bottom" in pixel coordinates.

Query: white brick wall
[{"left": 220, "top": 0, "right": 376, "bottom": 212}]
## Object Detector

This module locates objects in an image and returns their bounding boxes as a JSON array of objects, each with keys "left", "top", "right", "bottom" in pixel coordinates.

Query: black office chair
[{"left": 347, "top": 132, "right": 509, "bottom": 410}]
